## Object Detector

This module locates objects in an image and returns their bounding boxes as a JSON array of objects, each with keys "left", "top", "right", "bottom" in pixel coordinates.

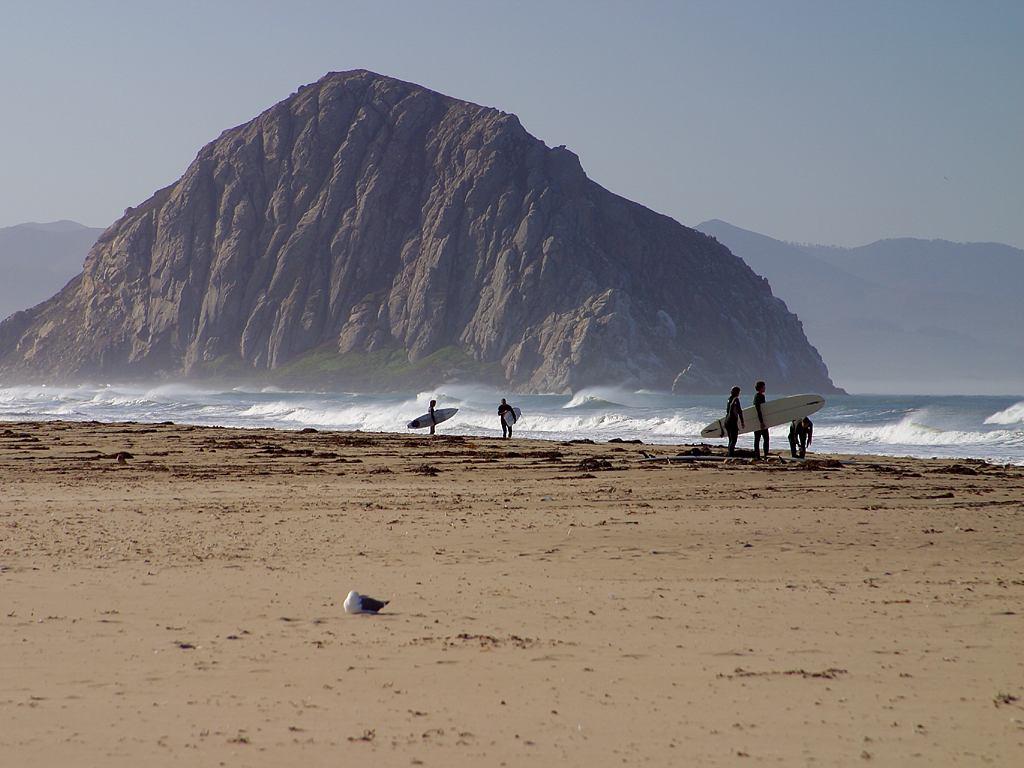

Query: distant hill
[
  {"left": 697, "top": 220, "right": 1024, "bottom": 394},
  {"left": 0, "top": 221, "right": 103, "bottom": 321},
  {"left": 0, "top": 71, "right": 839, "bottom": 394}
]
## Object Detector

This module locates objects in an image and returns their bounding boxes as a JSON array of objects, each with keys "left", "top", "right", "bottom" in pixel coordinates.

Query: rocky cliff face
[{"left": 0, "top": 70, "right": 840, "bottom": 393}]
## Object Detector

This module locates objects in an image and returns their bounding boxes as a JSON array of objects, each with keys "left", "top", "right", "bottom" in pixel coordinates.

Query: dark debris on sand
[
  {"left": 797, "top": 458, "right": 844, "bottom": 471},
  {"left": 930, "top": 463, "right": 981, "bottom": 476},
  {"left": 410, "top": 464, "right": 442, "bottom": 476},
  {"left": 577, "top": 457, "right": 616, "bottom": 472}
]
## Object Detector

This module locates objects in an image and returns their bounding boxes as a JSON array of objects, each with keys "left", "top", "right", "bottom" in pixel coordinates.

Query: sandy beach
[{"left": 1, "top": 420, "right": 1022, "bottom": 766}]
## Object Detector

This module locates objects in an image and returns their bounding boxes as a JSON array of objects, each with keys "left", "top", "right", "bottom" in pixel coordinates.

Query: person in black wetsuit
[
  {"left": 752, "top": 380, "right": 769, "bottom": 459},
  {"left": 725, "top": 386, "right": 745, "bottom": 456},
  {"left": 788, "top": 416, "right": 813, "bottom": 458},
  {"left": 498, "top": 398, "right": 517, "bottom": 439},
  {"left": 428, "top": 399, "right": 437, "bottom": 436}
]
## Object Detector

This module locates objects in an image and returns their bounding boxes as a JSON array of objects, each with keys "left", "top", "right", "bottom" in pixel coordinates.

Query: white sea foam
[
  {"left": 0, "top": 384, "right": 74, "bottom": 403},
  {"left": 236, "top": 397, "right": 424, "bottom": 431},
  {"left": 498, "top": 411, "right": 709, "bottom": 441},
  {"left": 985, "top": 401, "right": 1024, "bottom": 425},
  {"left": 817, "top": 411, "right": 1020, "bottom": 447}
]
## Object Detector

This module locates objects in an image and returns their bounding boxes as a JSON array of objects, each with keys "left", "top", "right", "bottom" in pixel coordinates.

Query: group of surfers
[
  {"left": 424, "top": 398, "right": 519, "bottom": 439},
  {"left": 725, "top": 380, "right": 813, "bottom": 459},
  {"left": 423, "top": 384, "right": 813, "bottom": 458}
]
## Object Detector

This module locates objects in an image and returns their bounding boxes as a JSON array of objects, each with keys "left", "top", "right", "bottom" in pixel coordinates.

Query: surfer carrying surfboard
[
  {"left": 725, "top": 386, "right": 745, "bottom": 456},
  {"left": 753, "top": 380, "right": 769, "bottom": 459},
  {"left": 407, "top": 402, "right": 458, "bottom": 433},
  {"left": 498, "top": 398, "right": 517, "bottom": 439}
]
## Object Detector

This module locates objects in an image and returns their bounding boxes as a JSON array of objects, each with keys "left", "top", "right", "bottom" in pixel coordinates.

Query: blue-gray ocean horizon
[{"left": 2, "top": 384, "right": 1022, "bottom": 466}]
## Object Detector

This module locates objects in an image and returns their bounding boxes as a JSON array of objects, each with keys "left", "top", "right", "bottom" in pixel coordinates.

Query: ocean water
[{"left": 1, "top": 383, "right": 1022, "bottom": 465}]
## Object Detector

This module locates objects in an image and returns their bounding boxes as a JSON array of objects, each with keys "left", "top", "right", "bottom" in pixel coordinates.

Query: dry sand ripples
[{"left": 1, "top": 421, "right": 1022, "bottom": 765}]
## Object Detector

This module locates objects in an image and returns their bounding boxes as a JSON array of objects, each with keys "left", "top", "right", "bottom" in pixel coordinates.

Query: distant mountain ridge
[
  {"left": 697, "top": 219, "right": 1023, "bottom": 394},
  {"left": 0, "top": 221, "right": 103, "bottom": 322},
  {"left": 0, "top": 71, "right": 839, "bottom": 394},
  {"left": 9, "top": 220, "right": 98, "bottom": 234}
]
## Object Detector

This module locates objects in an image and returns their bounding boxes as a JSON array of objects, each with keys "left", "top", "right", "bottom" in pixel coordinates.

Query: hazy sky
[{"left": 2, "top": 0, "right": 1022, "bottom": 247}]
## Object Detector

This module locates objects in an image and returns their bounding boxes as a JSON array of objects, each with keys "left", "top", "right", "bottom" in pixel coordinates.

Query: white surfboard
[
  {"left": 701, "top": 394, "right": 824, "bottom": 438},
  {"left": 407, "top": 407, "right": 458, "bottom": 429},
  {"left": 502, "top": 407, "right": 522, "bottom": 427}
]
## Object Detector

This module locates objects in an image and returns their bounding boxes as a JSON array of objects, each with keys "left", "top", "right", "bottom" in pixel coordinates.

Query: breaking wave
[
  {"left": 817, "top": 411, "right": 1017, "bottom": 446},
  {"left": 985, "top": 401, "right": 1024, "bottom": 425},
  {"left": 562, "top": 386, "right": 649, "bottom": 409},
  {"left": 513, "top": 411, "right": 706, "bottom": 438}
]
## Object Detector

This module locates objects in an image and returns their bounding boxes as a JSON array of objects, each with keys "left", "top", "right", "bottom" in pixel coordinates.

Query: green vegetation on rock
[{"left": 194, "top": 345, "right": 504, "bottom": 392}]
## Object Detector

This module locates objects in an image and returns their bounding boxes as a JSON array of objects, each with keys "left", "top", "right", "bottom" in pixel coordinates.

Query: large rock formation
[{"left": 0, "top": 70, "right": 840, "bottom": 393}]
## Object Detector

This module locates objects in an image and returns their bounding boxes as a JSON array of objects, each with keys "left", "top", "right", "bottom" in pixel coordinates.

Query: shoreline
[
  {"left": 2, "top": 419, "right": 1022, "bottom": 765},
  {"left": 0, "top": 415, "right": 1018, "bottom": 468},
  {"left": 2, "top": 383, "right": 1021, "bottom": 468}
]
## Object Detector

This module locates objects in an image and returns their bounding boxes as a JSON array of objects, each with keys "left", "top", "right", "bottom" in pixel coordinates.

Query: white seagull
[{"left": 344, "top": 590, "right": 389, "bottom": 614}]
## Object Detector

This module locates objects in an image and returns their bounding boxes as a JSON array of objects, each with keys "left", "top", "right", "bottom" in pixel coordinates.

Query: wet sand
[{"left": 1, "top": 420, "right": 1022, "bottom": 766}]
